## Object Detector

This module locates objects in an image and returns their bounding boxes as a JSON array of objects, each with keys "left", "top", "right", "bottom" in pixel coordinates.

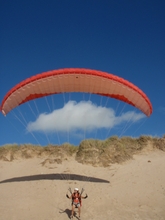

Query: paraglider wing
[{"left": 0, "top": 68, "right": 152, "bottom": 116}]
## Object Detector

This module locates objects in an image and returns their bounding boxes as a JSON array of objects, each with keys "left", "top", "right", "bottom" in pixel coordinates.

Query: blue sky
[{"left": 0, "top": 0, "right": 165, "bottom": 146}]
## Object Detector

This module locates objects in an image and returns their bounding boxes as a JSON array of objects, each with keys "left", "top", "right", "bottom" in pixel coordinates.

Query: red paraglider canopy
[{"left": 0, "top": 68, "right": 152, "bottom": 116}]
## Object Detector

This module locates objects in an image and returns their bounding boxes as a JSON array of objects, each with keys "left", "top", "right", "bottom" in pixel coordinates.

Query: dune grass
[{"left": 0, "top": 135, "right": 165, "bottom": 166}]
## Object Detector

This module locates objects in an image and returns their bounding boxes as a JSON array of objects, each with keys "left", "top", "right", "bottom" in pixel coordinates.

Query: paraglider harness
[
  {"left": 67, "top": 187, "right": 87, "bottom": 208},
  {"left": 71, "top": 192, "right": 81, "bottom": 208}
]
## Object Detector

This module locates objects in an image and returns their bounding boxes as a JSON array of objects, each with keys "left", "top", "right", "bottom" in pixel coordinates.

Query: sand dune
[{"left": 0, "top": 149, "right": 165, "bottom": 220}]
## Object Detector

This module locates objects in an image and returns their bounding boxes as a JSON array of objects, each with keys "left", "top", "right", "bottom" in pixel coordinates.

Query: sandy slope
[{"left": 0, "top": 149, "right": 165, "bottom": 220}]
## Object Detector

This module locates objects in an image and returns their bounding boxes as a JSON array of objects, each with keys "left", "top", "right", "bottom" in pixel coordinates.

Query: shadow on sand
[
  {"left": 59, "top": 208, "right": 81, "bottom": 219},
  {"left": 0, "top": 173, "right": 110, "bottom": 184},
  {"left": 59, "top": 208, "right": 71, "bottom": 219}
]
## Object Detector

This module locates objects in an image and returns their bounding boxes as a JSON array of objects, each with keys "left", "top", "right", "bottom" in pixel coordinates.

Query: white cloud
[{"left": 26, "top": 101, "right": 145, "bottom": 133}]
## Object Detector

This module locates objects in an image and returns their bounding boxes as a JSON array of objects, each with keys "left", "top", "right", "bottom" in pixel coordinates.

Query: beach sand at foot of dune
[{"left": 0, "top": 149, "right": 165, "bottom": 220}]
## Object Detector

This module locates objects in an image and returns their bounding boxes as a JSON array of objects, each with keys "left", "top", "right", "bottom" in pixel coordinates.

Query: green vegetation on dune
[{"left": 0, "top": 136, "right": 165, "bottom": 166}]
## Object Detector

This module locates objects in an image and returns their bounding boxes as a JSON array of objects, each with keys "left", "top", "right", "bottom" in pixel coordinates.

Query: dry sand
[{"left": 0, "top": 149, "right": 165, "bottom": 220}]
